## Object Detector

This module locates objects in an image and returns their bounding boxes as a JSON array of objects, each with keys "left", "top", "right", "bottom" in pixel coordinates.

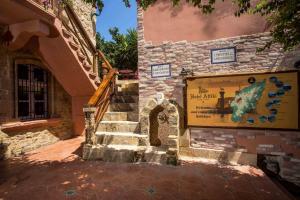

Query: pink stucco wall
[{"left": 143, "top": 1, "right": 269, "bottom": 44}]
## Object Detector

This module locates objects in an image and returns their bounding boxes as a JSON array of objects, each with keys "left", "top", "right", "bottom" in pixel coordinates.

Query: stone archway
[{"left": 140, "top": 98, "right": 179, "bottom": 157}]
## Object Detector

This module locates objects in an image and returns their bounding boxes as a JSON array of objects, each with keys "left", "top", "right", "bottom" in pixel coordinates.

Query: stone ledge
[
  {"left": 1, "top": 118, "right": 63, "bottom": 133},
  {"left": 179, "top": 147, "right": 257, "bottom": 166}
]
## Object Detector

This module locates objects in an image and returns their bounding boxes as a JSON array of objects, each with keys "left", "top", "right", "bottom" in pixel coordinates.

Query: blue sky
[{"left": 96, "top": 0, "right": 137, "bottom": 41}]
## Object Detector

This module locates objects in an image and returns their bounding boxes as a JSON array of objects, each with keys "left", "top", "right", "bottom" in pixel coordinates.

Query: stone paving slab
[{"left": 0, "top": 137, "right": 292, "bottom": 200}]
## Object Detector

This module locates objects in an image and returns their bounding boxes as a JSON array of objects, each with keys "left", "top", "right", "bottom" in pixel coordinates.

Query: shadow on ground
[{"left": 0, "top": 137, "right": 293, "bottom": 200}]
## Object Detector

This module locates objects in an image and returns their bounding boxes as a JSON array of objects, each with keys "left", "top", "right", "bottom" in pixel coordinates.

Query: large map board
[{"left": 186, "top": 71, "right": 299, "bottom": 130}]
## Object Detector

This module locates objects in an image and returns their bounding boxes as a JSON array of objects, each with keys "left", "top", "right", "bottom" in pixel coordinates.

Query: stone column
[{"left": 83, "top": 106, "right": 97, "bottom": 145}]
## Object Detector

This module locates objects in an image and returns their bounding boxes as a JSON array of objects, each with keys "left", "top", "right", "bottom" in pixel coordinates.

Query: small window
[{"left": 16, "top": 64, "right": 48, "bottom": 120}]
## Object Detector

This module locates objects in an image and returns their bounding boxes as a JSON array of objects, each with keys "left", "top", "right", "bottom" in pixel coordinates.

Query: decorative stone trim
[
  {"left": 140, "top": 98, "right": 180, "bottom": 161},
  {"left": 0, "top": 118, "right": 62, "bottom": 133}
]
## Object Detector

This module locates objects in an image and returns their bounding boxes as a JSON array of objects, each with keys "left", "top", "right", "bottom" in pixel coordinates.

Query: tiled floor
[{"left": 0, "top": 137, "right": 292, "bottom": 200}]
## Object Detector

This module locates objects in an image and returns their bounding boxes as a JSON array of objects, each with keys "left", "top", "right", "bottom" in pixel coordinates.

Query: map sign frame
[{"left": 185, "top": 71, "right": 300, "bottom": 130}]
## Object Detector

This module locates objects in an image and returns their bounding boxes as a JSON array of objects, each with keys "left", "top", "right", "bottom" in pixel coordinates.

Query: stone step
[
  {"left": 108, "top": 103, "right": 138, "bottom": 112},
  {"left": 77, "top": 51, "right": 86, "bottom": 62},
  {"left": 97, "top": 121, "right": 140, "bottom": 133},
  {"left": 88, "top": 72, "right": 97, "bottom": 80},
  {"left": 83, "top": 144, "right": 147, "bottom": 162},
  {"left": 94, "top": 77, "right": 100, "bottom": 87},
  {"left": 117, "top": 83, "right": 139, "bottom": 93},
  {"left": 68, "top": 40, "right": 79, "bottom": 51},
  {"left": 112, "top": 95, "right": 138, "bottom": 103},
  {"left": 71, "top": 35, "right": 79, "bottom": 45},
  {"left": 102, "top": 112, "right": 138, "bottom": 121},
  {"left": 62, "top": 28, "right": 72, "bottom": 38},
  {"left": 116, "top": 91, "right": 139, "bottom": 96},
  {"left": 83, "top": 61, "right": 92, "bottom": 71},
  {"left": 143, "top": 150, "right": 168, "bottom": 164},
  {"left": 95, "top": 132, "right": 147, "bottom": 146},
  {"left": 142, "top": 146, "right": 178, "bottom": 165},
  {"left": 116, "top": 80, "right": 139, "bottom": 85}
]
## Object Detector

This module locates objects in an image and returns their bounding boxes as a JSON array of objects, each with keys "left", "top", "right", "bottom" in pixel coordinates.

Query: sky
[{"left": 96, "top": 0, "right": 137, "bottom": 41}]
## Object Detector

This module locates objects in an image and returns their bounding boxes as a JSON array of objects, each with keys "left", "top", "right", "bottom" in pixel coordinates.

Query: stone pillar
[{"left": 83, "top": 106, "right": 97, "bottom": 145}]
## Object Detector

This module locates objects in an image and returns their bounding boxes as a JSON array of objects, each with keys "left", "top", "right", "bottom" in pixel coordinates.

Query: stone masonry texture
[
  {"left": 138, "top": 7, "right": 300, "bottom": 186},
  {"left": 72, "top": 0, "right": 96, "bottom": 45},
  {"left": 0, "top": 43, "right": 73, "bottom": 159}
]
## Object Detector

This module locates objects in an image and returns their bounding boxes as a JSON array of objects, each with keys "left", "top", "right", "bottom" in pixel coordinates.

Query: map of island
[{"left": 230, "top": 80, "right": 266, "bottom": 122}]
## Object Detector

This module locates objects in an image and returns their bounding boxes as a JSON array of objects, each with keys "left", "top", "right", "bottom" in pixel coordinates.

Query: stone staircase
[
  {"left": 83, "top": 80, "right": 176, "bottom": 164},
  {"left": 61, "top": 27, "right": 100, "bottom": 88}
]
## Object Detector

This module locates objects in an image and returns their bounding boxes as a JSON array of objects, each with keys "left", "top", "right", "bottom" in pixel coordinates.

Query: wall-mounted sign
[
  {"left": 186, "top": 71, "right": 299, "bottom": 130},
  {"left": 211, "top": 47, "right": 236, "bottom": 64},
  {"left": 156, "top": 92, "right": 164, "bottom": 104},
  {"left": 151, "top": 63, "right": 171, "bottom": 78}
]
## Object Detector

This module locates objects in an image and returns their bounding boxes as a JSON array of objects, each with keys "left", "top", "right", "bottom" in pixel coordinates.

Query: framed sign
[
  {"left": 186, "top": 71, "right": 299, "bottom": 130},
  {"left": 151, "top": 63, "right": 171, "bottom": 78},
  {"left": 211, "top": 47, "right": 236, "bottom": 64}
]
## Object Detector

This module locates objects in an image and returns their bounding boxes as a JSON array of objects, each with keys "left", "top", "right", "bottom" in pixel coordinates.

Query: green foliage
[
  {"left": 138, "top": 0, "right": 300, "bottom": 51},
  {"left": 82, "top": 0, "right": 131, "bottom": 13},
  {"left": 69, "top": 0, "right": 299, "bottom": 51},
  {"left": 96, "top": 28, "right": 138, "bottom": 71}
]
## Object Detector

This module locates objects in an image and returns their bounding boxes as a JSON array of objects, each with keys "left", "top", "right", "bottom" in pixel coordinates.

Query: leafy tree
[
  {"left": 82, "top": 0, "right": 130, "bottom": 13},
  {"left": 88, "top": 0, "right": 300, "bottom": 51},
  {"left": 96, "top": 27, "right": 138, "bottom": 72}
]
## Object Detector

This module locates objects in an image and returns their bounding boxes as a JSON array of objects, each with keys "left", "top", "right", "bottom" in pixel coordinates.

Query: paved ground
[{"left": 0, "top": 137, "right": 293, "bottom": 200}]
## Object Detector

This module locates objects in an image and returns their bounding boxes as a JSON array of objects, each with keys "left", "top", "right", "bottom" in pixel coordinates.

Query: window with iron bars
[{"left": 16, "top": 64, "right": 49, "bottom": 120}]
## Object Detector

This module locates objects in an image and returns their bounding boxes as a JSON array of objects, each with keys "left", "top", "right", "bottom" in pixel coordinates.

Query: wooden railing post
[
  {"left": 83, "top": 50, "right": 117, "bottom": 146},
  {"left": 83, "top": 105, "right": 97, "bottom": 145},
  {"left": 102, "top": 63, "right": 109, "bottom": 79},
  {"left": 93, "top": 53, "right": 98, "bottom": 75}
]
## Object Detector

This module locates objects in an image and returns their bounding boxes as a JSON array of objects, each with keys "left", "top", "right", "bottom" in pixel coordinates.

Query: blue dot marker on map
[
  {"left": 272, "top": 99, "right": 281, "bottom": 105},
  {"left": 259, "top": 115, "right": 267, "bottom": 123},
  {"left": 283, "top": 84, "right": 292, "bottom": 91},
  {"left": 268, "top": 115, "right": 276, "bottom": 122},
  {"left": 275, "top": 80, "right": 284, "bottom": 88},
  {"left": 269, "top": 76, "right": 278, "bottom": 83},
  {"left": 277, "top": 89, "right": 285, "bottom": 96},
  {"left": 270, "top": 108, "right": 278, "bottom": 115},
  {"left": 268, "top": 92, "right": 277, "bottom": 98},
  {"left": 247, "top": 117, "right": 254, "bottom": 124},
  {"left": 266, "top": 101, "right": 274, "bottom": 108}
]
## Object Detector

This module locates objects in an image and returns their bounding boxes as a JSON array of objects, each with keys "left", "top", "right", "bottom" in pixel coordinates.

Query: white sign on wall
[
  {"left": 151, "top": 63, "right": 171, "bottom": 78},
  {"left": 156, "top": 92, "right": 164, "bottom": 104},
  {"left": 210, "top": 47, "right": 237, "bottom": 64}
]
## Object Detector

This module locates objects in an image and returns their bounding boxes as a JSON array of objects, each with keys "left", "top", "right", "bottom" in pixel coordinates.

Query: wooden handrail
[
  {"left": 88, "top": 68, "right": 117, "bottom": 106},
  {"left": 98, "top": 50, "right": 113, "bottom": 70}
]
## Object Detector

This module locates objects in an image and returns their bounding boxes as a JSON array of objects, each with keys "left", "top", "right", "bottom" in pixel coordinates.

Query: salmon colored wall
[
  {"left": 72, "top": 96, "right": 90, "bottom": 136},
  {"left": 143, "top": 1, "right": 269, "bottom": 44}
]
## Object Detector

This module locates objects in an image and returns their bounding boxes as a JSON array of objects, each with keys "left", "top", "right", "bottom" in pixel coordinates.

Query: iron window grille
[{"left": 16, "top": 64, "right": 49, "bottom": 120}]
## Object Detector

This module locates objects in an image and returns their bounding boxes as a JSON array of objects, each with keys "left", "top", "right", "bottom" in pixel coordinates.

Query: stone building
[
  {"left": 0, "top": 0, "right": 99, "bottom": 158},
  {"left": 137, "top": 1, "right": 300, "bottom": 186}
]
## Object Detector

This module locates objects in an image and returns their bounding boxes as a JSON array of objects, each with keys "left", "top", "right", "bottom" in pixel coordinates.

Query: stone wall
[
  {"left": 138, "top": 7, "right": 300, "bottom": 185},
  {"left": 0, "top": 122, "right": 70, "bottom": 158},
  {"left": 72, "top": 0, "right": 96, "bottom": 44},
  {"left": 0, "top": 44, "right": 73, "bottom": 159},
  {"left": 190, "top": 129, "right": 300, "bottom": 157},
  {"left": 0, "top": 47, "right": 13, "bottom": 123}
]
